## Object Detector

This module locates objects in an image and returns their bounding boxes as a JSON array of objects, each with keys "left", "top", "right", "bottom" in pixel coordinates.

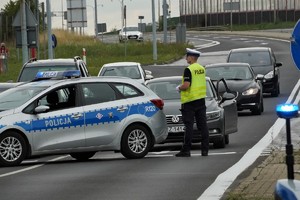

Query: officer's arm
[
  {"left": 179, "top": 68, "right": 191, "bottom": 91},
  {"left": 180, "top": 81, "right": 190, "bottom": 91}
]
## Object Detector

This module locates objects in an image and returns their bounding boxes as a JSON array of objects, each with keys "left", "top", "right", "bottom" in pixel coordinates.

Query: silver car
[
  {"left": 146, "top": 76, "right": 238, "bottom": 148},
  {"left": 119, "top": 26, "right": 143, "bottom": 42},
  {"left": 98, "top": 62, "right": 153, "bottom": 83},
  {"left": 0, "top": 72, "right": 167, "bottom": 167}
]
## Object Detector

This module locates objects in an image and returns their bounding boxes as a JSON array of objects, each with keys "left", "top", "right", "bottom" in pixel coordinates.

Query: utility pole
[
  {"left": 94, "top": 0, "right": 98, "bottom": 36},
  {"left": 163, "top": 0, "right": 167, "bottom": 44},
  {"left": 46, "top": 0, "right": 53, "bottom": 59},
  {"left": 152, "top": 0, "right": 157, "bottom": 61},
  {"left": 121, "top": 0, "right": 124, "bottom": 28},
  {"left": 21, "top": 0, "right": 28, "bottom": 64}
]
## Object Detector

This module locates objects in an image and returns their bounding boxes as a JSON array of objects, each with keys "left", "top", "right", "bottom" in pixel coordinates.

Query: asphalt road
[{"left": 0, "top": 32, "right": 299, "bottom": 200}]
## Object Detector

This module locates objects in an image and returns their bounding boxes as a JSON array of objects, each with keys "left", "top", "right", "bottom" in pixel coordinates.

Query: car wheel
[
  {"left": 213, "top": 134, "right": 225, "bottom": 149},
  {"left": 251, "top": 99, "right": 262, "bottom": 115},
  {"left": 225, "top": 134, "right": 229, "bottom": 144},
  {"left": 70, "top": 152, "right": 96, "bottom": 161},
  {"left": 260, "top": 97, "right": 264, "bottom": 113},
  {"left": 0, "top": 131, "right": 27, "bottom": 167},
  {"left": 271, "top": 84, "right": 279, "bottom": 97},
  {"left": 121, "top": 124, "right": 151, "bottom": 159}
]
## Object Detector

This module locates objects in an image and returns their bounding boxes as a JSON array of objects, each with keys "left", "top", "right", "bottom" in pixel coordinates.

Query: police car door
[
  {"left": 80, "top": 82, "right": 131, "bottom": 146},
  {"left": 31, "top": 85, "right": 85, "bottom": 151}
]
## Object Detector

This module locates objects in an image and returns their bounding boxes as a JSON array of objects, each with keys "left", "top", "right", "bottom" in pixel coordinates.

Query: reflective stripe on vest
[{"left": 181, "top": 63, "right": 206, "bottom": 104}]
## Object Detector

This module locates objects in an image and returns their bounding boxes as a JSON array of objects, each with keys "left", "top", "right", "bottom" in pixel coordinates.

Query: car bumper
[
  {"left": 120, "top": 35, "right": 143, "bottom": 41},
  {"left": 235, "top": 92, "right": 261, "bottom": 111},
  {"left": 161, "top": 118, "right": 224, "bottom": 143}
]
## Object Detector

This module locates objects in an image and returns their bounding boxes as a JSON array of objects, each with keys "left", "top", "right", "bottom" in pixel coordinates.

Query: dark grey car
[
  {"left": 206, "top": 62, "right": 264, "bottom": 115},
  {"left": 146, "top": 76, "right": 238, "bottom": 148},
  {"left": 226, "top": 47, "right": 282, "bottom": 97}
]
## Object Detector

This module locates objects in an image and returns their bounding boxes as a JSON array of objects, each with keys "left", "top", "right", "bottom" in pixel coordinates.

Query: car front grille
[
  {"left": 128, "top": 35, "right": 138, "bottom": 39},
  {"left": 166, "top": 115, "right": 183, "bottom": 124}
]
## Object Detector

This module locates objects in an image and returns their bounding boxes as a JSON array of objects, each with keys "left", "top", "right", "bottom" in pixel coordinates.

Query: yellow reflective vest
[{"left": 180, "top": 63, "right": 206, "bottom": 104}]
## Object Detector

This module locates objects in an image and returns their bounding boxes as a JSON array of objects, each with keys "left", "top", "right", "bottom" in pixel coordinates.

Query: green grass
[
  {"left": 0, "top": 29, "right": 191, "bottom": 82},
  {"left": 231, "top": 21, "right": 296, "bottom": 31},
  {"left": 1, "top": 21, "right": 296, "bottom": 82}
]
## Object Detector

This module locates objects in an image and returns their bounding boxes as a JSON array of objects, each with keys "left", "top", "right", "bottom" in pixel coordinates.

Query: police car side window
[
  {"left": 81, "top": 83, "right": 116, "bottom": 105},
  {"left": 24, "top": 86, "right": 76, "bottom": 113},
  {"left": 112, "top": 83, "right": 142, "bottom": 97}
]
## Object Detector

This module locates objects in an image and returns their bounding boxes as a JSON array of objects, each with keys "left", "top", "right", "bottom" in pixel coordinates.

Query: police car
[{"left": 0, "top": 71, "right": 167, "bottom": 167}]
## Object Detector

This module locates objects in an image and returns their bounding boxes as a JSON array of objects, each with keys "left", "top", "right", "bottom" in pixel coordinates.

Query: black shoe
[
  {"left": 201, "top": 151, "right": 208, "bottom": 156},
  {"left": 175, "top": 151, "right": 191, "bottom": 157}
]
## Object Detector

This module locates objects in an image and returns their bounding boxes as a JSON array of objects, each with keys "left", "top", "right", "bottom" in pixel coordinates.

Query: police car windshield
[{"left": 0, "top": 86, "right": 46, "bottom": 111}]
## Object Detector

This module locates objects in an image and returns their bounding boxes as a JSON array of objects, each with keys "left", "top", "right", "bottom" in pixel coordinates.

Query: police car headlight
[
  {"left": 242, "top": 88, "right": 259, "bottom": 96},
  {"left": 264, "top": 71, "right": 274, "bottom": 79},
  {"left": 206, "top": 110, "right": 221, "bottom": 120}
]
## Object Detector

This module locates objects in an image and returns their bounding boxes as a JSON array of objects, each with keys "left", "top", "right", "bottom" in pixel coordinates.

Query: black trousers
[{"left": 181, "top": 98, "right": 209, "bottom": 152}]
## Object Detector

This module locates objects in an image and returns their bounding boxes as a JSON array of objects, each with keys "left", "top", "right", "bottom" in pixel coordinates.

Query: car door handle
[
  {"left": 117, "top": 106, "right": 128, "bottom": 112},
  {"left": 71, "top": 113, "right": 83, "bottom": 119}
]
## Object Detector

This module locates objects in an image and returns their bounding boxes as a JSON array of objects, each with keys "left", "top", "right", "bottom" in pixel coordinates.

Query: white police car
[{"left": 0, "top": 71, "right": 167, "bottom": 167}]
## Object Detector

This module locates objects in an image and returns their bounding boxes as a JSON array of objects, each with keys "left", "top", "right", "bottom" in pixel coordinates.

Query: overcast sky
[{"left": 0, "top": 0, "right": 179, "bottom": 35}]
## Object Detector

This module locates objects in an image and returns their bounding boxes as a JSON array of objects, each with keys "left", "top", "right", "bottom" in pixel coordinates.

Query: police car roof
[
  {"left": 102, "top": 62, "right": 140, "bottom": 67},
  {"left": 26, "top": 58, "right": 77, "bottom": 67},
  {"left": 18, "top": 76, "right": 138, "bottom": 88}
]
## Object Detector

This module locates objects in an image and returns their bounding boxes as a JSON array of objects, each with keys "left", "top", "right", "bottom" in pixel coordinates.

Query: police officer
[{"left": 175, "top": 48, "right": 209, "bottom": 157}]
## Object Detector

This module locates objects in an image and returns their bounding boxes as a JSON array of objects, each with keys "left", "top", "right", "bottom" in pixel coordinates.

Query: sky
[{"left": 0, "top": 0, "right": 180, "bottom": 35}]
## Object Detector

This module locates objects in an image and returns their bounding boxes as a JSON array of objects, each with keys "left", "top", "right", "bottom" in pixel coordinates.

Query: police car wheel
[
  {"left": 0, "top": 131, "right": 27, "bottom": 167},
  {"left": 121, "top": 125, "right": 151, "bottom": 159},
  {"left": 70, "top": 152, "right": 96, "bottom": 161}
]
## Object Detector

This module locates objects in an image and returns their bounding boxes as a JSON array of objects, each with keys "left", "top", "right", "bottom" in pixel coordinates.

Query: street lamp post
[{"left": 94, "top": 0, "right": 98, "bottom": 37}]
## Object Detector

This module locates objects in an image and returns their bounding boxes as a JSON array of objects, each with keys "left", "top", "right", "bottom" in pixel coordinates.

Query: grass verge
[{"left": 0, "top": 29, "right": 192, "bottom": 82}]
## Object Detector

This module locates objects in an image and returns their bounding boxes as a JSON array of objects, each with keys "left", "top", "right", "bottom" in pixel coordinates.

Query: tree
[{"left": 1, "top": 0, "right": 37, "bottom": 42}]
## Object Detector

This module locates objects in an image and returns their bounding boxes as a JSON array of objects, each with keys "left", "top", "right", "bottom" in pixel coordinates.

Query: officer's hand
[{"left": 176, "top": 85, "right": 181, "bottom": 93}]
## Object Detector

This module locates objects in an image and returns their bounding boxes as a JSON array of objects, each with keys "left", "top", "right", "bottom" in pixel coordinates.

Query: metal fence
[{"left": 179, "top": 0, "right": 300, "bottom": 28}]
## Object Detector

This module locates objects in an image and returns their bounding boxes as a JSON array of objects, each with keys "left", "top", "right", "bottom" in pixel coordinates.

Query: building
[{"left": 179, "top": 0, "right": 300, "bottom": 28}]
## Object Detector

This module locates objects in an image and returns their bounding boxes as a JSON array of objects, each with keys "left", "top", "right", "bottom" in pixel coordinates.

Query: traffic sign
[
  {"left": 291, "top": 19, "right": 300, "bottom": 70},
  {"left": 52, "top": 34, "right": 57, "bottom": 48}
]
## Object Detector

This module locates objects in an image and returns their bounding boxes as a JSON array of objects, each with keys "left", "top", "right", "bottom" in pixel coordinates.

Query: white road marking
[
  {"left": 148, "top": 151, "right": 236, "bottom": 158},
  {"left": 0, "top": 155, "right": 69, "bottom": 178},
  {"left": 198, "top": 78, "right": 300, "bottom": 200}
]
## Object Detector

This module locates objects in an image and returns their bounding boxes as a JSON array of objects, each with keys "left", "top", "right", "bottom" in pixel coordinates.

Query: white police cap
[{"left": 186, "top": 48, "right": 200, "bottom": 57}]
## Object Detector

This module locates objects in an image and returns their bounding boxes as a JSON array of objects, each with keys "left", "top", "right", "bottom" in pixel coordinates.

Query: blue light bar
[
  {"left": 36, "top": 71, "right": 58, "bottom": 79},
  {"left": 35, "top": 70, "right": 81, "bottom": 80},
  {"left": 276, "top": 104, "right": 299, "bottom": 119},
  {"left": 62, "top": 70, "right": 81, "bottom": 78}
]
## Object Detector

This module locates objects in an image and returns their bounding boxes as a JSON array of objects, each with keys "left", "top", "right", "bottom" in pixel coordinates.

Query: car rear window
[
  {"left": 228, "top": 51, "right": 271, "bottom": 66},
  {"left": 102, "top": 66, "right": 141, "bottom": 79}
]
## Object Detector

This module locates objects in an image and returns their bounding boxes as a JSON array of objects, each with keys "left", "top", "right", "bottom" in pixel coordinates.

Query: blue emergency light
[
  {"left": 276, "top": 104, "right": 299, "bottom": 119},
  {"left": 35, "top": 70, "right": 81, "bottom": 80},
  {"left": 275, "top": 179, "right": 300, "bottom": 200}
]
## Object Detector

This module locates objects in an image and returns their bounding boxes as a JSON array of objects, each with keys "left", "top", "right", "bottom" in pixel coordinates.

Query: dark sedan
[
  {"left": 205, "top": 62, "right": 264, "bottom": 115},
  {"left": 146, "top": 76, "right": 238, "bottom": 148},
  {"left": 226, "top": 47, "right": 282, "bottom": 97}
]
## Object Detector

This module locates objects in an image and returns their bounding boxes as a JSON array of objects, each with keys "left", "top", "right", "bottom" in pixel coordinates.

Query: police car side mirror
[{"left": 35, "top": 105, "right": 50, "bottom": 114}]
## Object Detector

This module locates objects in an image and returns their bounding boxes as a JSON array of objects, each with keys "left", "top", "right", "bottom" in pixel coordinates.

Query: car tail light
[{"left": 150, "top": 99, "right": 164, "bottom": 110}]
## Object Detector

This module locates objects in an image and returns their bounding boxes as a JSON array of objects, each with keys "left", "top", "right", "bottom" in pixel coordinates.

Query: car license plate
[{"left": 168, "top": 126, "right": 185, "bottom": 133}]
